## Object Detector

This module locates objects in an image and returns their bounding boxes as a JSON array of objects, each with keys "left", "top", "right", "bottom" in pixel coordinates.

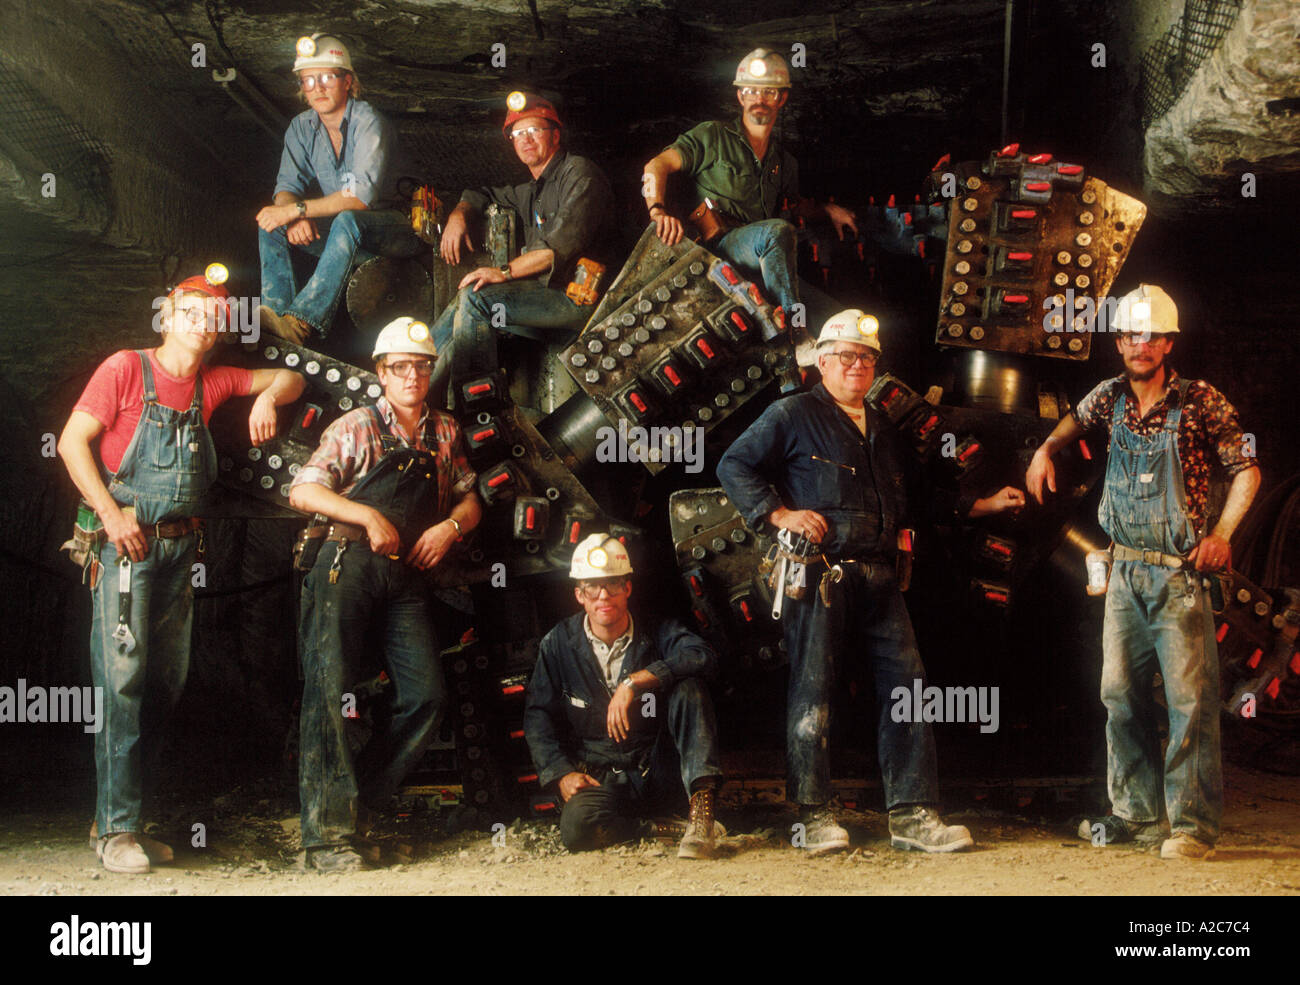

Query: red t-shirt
[{"left": 74, "top": 350, "right": 253, "bottom": 474}]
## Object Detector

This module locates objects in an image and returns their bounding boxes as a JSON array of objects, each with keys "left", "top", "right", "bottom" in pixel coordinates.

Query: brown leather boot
[
  {"left": 678, "top": 786, "right": 721, "bottom": 859},
  {"left": 258, "top": 305, "right": 313, "bottom": 344}
]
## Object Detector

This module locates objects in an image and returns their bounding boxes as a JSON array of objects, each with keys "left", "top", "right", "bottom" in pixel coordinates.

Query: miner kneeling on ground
[{"left": 524, "top": 534, "right": 726, "bottom": 859}]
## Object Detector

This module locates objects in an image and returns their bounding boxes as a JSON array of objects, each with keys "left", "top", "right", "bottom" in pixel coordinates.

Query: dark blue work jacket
[
  {"left": 717, "top": 382, "right": 909, "bottom": 558},
  {"left": 523, "top": 612, "right": 717, "bottom": 789}
]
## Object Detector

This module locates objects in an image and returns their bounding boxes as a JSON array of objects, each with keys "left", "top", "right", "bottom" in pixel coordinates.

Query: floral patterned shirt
[{"left": 1072, "top": 368, "right": 1257, "bottom": 531}]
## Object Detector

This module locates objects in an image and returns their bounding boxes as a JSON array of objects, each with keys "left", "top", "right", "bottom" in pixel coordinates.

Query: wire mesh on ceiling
[{"left": 1140, "top": 0, "right": 1244, "bottom": 128}]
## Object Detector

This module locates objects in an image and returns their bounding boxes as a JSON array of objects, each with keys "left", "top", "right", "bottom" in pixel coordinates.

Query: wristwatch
[
  {"left": 619, "top": 675, "right": 638, "bottom": 694},
  {"left": 295, "top": 200, "right": 307, "bottom": 218},
  {"left": 647, "top": 201, "right": 664, "bottom": 215},
  {"left": 499, "top": 264, "right": 512, "bottom": 280}
]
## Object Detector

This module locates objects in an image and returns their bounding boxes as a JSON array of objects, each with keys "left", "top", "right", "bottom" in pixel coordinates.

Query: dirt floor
[{"left": 1, "top": 762, "right": 1297, "bottom": 897}]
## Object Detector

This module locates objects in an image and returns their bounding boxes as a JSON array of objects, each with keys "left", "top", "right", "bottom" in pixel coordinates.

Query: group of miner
[{"left": 56, "top": 34, "right": 1259, "bottom": 875}]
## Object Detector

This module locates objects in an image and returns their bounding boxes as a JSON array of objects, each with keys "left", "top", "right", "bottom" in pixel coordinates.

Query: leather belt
[
  {"left": 1112, "top": 544, "right": 1187, "bottom": 569},
  {"left": 85, "top": 516, "right": 200, "bottom": 548},
  {"left": 303, "top": 521, "right": 367, "bottom": 544}
]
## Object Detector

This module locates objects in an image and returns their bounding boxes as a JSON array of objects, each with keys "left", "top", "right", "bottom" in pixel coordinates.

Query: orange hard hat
[
  {"left": 170, "top": 264, "right": 231, "bottom": 326},
  {"left": 502, "top": 91, "right": 562, "bottom": 137}
]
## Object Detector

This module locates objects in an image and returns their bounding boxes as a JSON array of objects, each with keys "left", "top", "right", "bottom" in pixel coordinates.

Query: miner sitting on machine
[
  {"left": 431, "top": 91, "right": 616, "bottom": 406},
  {"left": 642, "top": 47, "right": 858, "bottom": 345},
  {"left": 256, "top": 33, "right": 423, "bottom": 347},
  {"left": 524, "top": 535, "right": 726, "bottom": 859},
  {"left": 289, "top": 317, "right": 483, "bottom": 873}
]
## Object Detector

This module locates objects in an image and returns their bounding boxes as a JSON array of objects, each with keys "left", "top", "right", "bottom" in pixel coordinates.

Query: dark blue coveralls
[
  {"left": 298, "top": 408, "right": 449, "bottom": 850},
  {"left": 717, "top": 383, "right": 940, "bottom": 807},
  {"left": 91, "top": 352, "right": 214, "bottom": 836},
  {"left": 523, "top": 613, "right": 723, "bottom": 851}
]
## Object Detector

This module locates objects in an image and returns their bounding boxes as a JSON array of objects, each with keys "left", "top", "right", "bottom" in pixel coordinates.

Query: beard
[{"left": 1126, "top": 364, "right": 1160, "bottom": 382}]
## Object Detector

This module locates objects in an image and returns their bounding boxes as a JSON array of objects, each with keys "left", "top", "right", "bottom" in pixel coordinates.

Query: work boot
[
  {"left": 677, "top": 787, "right": 720, "bottom": 859},
  {"left": 1160, "top": 834, "right": 1216, "bottom": 860},
  {"left": 90, "top": 821, "right": 174, "bottom": 864},
  {"left": 97, "top": 833, "right": 150, "bottom": 875},
  {"left": 888, "top": 805, "right": 974, "bottom": 853},
  {"left": 258, "top": 305, "right": 313, "bottom": 345},
  {"left": 797, "top": 803, "right": 850, "bottom": 855},
  {"left": 306, "top": 845, "right": 365, "bottom": 874},
  {"left": 1076, "top": 814, "right": 1162, "bottom": 846}
]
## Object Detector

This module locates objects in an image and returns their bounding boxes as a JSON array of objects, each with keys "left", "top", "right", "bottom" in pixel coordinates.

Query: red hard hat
[
  {"left": 170, "top": 271, "right": 231, "bottom": 326},
  {"left": 502, "top": 91, "right": 562, "bottom": 137}
]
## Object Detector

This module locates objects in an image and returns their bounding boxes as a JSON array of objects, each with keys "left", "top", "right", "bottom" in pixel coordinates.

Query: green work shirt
[{"left": 669, "top": 117, "right": 800, "bottom": 225}]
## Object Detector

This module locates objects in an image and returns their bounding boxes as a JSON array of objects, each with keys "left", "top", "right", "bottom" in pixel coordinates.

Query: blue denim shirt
[
  {"left": 717, "top": 383, "right": 908, "bottom": 557},
  {"left": 524, "top": 612, "right": 718, "bottom": 788},
  {"left": 273, "top": 99, "right": 405, "bottom": 210}
]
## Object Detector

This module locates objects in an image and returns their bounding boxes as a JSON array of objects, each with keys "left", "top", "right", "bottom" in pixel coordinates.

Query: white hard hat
[
  {"left": 293, "top": 34, "right": 353, "bottom": 73},
  {"left": 816, "top": 308, "right": 882, "bottom": 352},
  {"left": 1111, "top": 283, "right": 1179, "bottom": 335},
  {"left": 570, "top": 534, "right": 633, "bottom": 579},
  {"left": 372, "top": 317, "right": 437, "bottom": 360},
  {"left": 733, "top": 48, "right": 791, "bottom": 89}
]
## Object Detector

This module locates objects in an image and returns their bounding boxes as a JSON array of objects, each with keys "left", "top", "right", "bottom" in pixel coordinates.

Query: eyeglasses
[
  {"left": 830, "top": 350, "right": 878, "bottom": 367},
  {"left": 508, "top": 125, "right": 554, "bottom": 142},
  {"left": 177, "top": 303, "right": 217, "bottom": 328},
  {"left": 739, "top": 87, "right": 783, "bottom": 103},
  {"left": 384, "top": 359, "right": 435, "bottom": 378},
  {"left": 1118, "top": 334, "right": 1162, "bottom": 348},
  {"left": 578, "top": 578, "right": 629, "bottom": 600},
  {"left": 300, "top": 72, "right": 346, "bottom": 91}
]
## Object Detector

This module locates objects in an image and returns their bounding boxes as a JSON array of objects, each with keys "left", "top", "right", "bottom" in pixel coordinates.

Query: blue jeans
[
  {"left": 781, "top": 562, "right": 940, "bottom": 808},
  {"left": 298, "top": 546, "right": 447, "bottom": 849},
  {"left": 90, "top": 536, "right": 196, "bottom": 836},
  {"left": 429, "top": 277, "right": 588, "bottom": 401},
  {"left": 259, "top": 209, "right": 422, "bottom": 335},
  {"left": 716, "top": 219, "right": 800, "bottom": 316},
  {"left": 1101, "top": 561, "right": 1222, "bottom": 843},
  {"left": 558, "top": 678, "right": 722, "bottom": 851}
]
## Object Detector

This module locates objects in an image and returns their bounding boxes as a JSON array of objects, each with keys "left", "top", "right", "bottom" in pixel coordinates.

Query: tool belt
[
  {"left": 1112, "top": 543, "right": 1187, "bottom": 569},
  {"left": 688, "top": 198, "right": 740, "bottom": 244},
  {"left": 62, "top": 505, "right": 201, "bottom": 589},
  {"left": 293, "top": 520, "right": 368, "bottom": 573}
]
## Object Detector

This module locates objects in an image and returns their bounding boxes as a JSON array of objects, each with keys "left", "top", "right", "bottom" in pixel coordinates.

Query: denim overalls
[
  {"left": 91, "top": 351, "right": 215, "bottom": 836},
  {"left": 1096, "top": 380, "right": 1221, "bottom": 842},
  {"left": 298, "top": 407, "right": 449, "bottom": 850}
]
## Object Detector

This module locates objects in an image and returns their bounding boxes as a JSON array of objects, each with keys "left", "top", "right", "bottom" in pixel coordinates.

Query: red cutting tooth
[
  {"left": 1004, "top": 294, "right": 1029, "bottom": 303},
  {"left": 1025, "top": 181, "right": 1051, "bottom": 192},
  {"left": 1058, "top": 164, "right": 1083, "bottom": 175},
  {"left": 998, "top": 142, "right": 1020, "bottom": 157},
  {"left": 1028, "top": 153, "right": 1052, "bottom": 164},
  {"left": 719, "top": 265, "right": 739, "bottom": 285},
  {"left": 468, "top": 383, "right": 491, "bottom": 395},
  {"left": 1012, "top": 209, "right": 1036, "bottom": 219},
  {"left": 1247, "top": 648, "right": 1263, "bottom": 669},
  {"left": 1008, "top": 251, "right": 1032, "bottom": 261}
]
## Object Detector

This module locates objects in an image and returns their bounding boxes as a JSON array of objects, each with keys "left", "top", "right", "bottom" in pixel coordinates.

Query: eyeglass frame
[
  {"left": 577, "top": 577, "right": 630, "bottom": 600},
  {"left": 381, "top": 358, "right": 437, "bottom": 378},
  {"left": 507, "top": 124, "right": 555, "bottom": 142},
  {"left": 1117, "top": 333, "right": 1170, "bottom": 348},
  {"left": 299, "top": 71, "right": 349, "bottom": 91},
  {"left": 737, "top": 86, "right": 785, "bottom": 102},
  {"left": 827, "top": 349, "right": 879, "bottom": 367}
]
